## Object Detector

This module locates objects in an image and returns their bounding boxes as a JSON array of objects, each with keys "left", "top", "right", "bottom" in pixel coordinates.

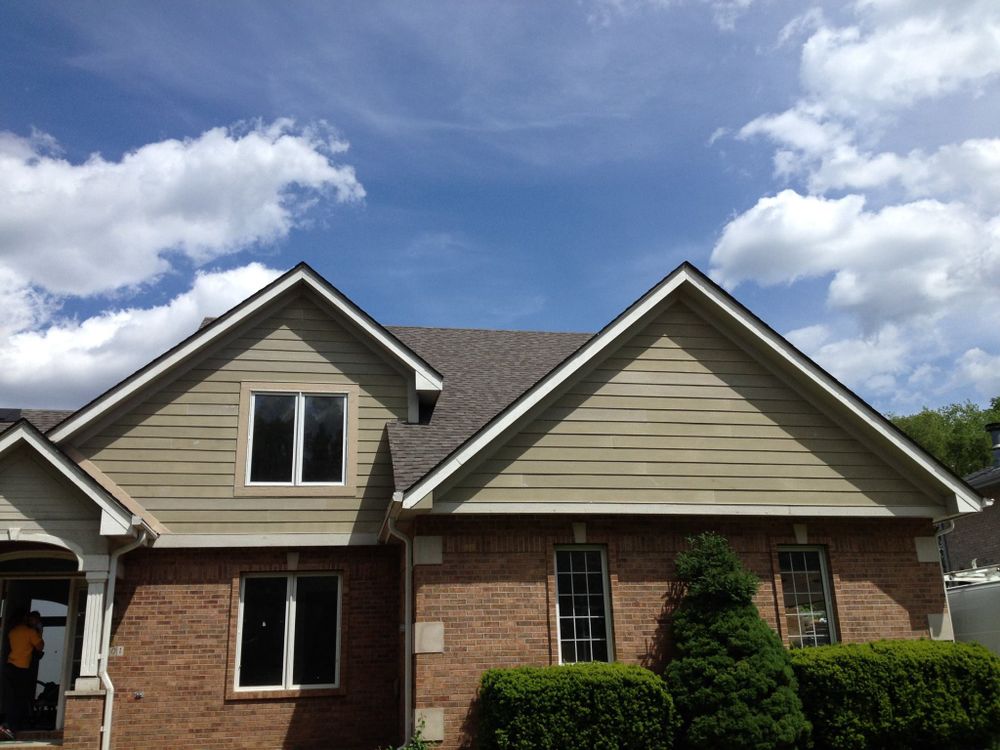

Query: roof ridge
[{"left": 387, "top": 325, "right": 593, "bottom": 336}]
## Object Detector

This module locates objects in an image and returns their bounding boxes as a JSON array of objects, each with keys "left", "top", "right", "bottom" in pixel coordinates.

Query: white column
[{"left": 74, "top": 572, "right": 107, "bottom": 692}]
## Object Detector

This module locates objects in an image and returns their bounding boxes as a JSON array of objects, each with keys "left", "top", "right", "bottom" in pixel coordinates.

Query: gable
[
  {"left": 434, "top": 299, "right": 949, "bottom": 517},
  {"left": 75, "top": 292, "right": 407, "bottom": 536},
  {"left": 0, "top": 445, "right": 102, "bottom": 527}
]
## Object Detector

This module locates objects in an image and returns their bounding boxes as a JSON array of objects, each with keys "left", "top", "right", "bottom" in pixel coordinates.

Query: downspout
[
  {"left": 386, "top": 507, "right": 414, "bottom": 743},
  {"left": 99, "top": 528, "right": 148, "bottom": 750},
  {"left": 936, "top": 519, "right": 956, "bottom": 573}
]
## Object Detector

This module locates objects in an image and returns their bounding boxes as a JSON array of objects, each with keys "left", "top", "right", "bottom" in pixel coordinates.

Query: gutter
[
  {"left": 99, "top": 521, "right": 150, "bottom": 750},
  {"left": 384, "top": 494, "right": 414, "bottom": 744}
]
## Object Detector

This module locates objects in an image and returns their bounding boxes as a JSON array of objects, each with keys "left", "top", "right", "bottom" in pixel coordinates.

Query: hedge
[
  {"left": 478, "top": 662, "right": 678, "bottom": 750},
  {"left": 791, "top": 640, "right": 1000, "bottom": 750}
]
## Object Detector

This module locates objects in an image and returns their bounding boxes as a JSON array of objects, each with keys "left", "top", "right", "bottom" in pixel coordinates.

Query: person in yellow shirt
[{"left": 3, "top": 611, "right": 44, "bottom": 735}]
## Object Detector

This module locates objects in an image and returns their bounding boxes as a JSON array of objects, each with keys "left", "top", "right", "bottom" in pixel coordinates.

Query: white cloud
[
  {"left": 954, "top": 348, "right": 1000, "bottom": 397},
  {"left": 801, "top": 1, "right": 1000, "bottom": 119},
  {"left": 0, "top": 264, "right": 281, "bottom": 408},
  {"left": 0, "top": 120, "right": 363, "bottom": 408},
  {"left": 587, "top": 0, "right": 753, "bottom": 30},
  {"left": 714, "top": 0, "right": 1000, "bottom": 408},
  {"left": 0, "top": 120, "right": 363, "bottom": 297},
  {"left": 713, "top": 190, "right": 999, "bottom": 328}
]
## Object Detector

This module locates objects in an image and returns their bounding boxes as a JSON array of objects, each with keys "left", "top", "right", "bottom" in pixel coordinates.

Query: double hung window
[
  {"left": 236, "top": 573, "right": 341, "bottom": 690},
  {"left": 247, "top": 390, "right": 347, "bottom": 486},
  {"left": 778, "top": 547, "right": 836, "bottom": 647},
  {"left": 555, "top": 547, "right": 613, "bottom": 663}
]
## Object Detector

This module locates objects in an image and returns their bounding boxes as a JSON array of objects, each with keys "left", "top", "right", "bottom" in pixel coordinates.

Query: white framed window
[
  {"left": 235, "top": 573, "right": 341, "bottom": 690},
  {"left": 778, "top": 546, "right": 837, "bottom": 648},
  {"left": 554, "top": 546, "right": 614, "bottom": 663},
  {"left": 246, "top": 390, "right": 348, "bottom": 486}
]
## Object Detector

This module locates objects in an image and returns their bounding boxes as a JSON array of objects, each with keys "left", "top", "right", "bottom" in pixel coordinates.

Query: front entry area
[{"left": 0, "top": 548, "right": 87, "bottom": 735}]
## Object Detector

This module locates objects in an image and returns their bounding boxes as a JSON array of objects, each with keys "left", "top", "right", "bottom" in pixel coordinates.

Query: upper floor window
[
  {"left": 236, "top": 382, "right": 359, "bottom": 496},
  {"left": 778, "top": 546, "right": 836, "bottom": 648},
  {"left": 248, "top": 392, "right": 346, "bottom": 485}
]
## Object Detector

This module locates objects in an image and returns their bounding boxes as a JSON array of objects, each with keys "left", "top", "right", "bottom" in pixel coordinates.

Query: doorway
[{"left": 0, "top": 557, "right": 86, "bottom": 732}]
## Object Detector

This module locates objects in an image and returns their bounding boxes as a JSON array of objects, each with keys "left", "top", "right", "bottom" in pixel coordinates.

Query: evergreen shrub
[
  {"left": 665, "top": 532, "right": 810, "bottom": 749},
  {"left": 477, "top": 661, "right": 678, "bottom": 750},
  {"left": 791, "top": 639, "right": 1000, "bottom": 750}
]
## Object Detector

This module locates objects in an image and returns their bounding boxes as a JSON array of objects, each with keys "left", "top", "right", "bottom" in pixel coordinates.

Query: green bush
[
  {"left": 791, "top": 640, "right": 1000, "bottom": 750},
  {"left": 477, "top": 661, "right": 678, "bottom": 750},
  {"left": 665, "top": 532, "right": 810, "bottom": 750}
]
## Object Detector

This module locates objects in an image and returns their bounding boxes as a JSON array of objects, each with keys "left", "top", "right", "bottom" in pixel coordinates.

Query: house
[
  {"left": 0, "top": 261, "right": 981, "bottom": 749},
  {"left": 942, "top": 423, "right": 1000, "bottom": 571}
]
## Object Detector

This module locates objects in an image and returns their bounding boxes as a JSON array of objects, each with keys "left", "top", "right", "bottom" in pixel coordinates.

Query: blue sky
[{"left": 2, "top": 0, "right": 999, "bottom": 412}]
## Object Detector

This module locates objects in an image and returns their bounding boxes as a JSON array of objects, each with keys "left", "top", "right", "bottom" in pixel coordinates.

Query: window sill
[
  {"left": 233, "top": 483, "right": 357, "bottom": 497},
  {"left": 226, "top": 685, "right": 345, "bottom": 701}
]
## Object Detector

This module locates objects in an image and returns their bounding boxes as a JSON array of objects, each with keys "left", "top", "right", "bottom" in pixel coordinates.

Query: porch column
[{"left": 74, "top": 572, "right": 107, "bottom": 691}]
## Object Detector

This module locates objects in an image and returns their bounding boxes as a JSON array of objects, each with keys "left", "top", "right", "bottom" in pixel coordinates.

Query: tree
[
  {"left": 666, "top": 532, "right": 810, "bottom": 750},
  {"left": 889, "top": 396, "right": 1000, "bottom": 477}
]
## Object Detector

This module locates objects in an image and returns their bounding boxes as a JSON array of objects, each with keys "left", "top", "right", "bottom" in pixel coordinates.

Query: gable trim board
[
  {"left": 48, "top": 263, "right": 443, "bottom": 445},
  {"left": 399, "top": 263, "right": 981, "bottom": 519},
  {"left": 0, "top": 420, "right": 148, "bottom": 538}
]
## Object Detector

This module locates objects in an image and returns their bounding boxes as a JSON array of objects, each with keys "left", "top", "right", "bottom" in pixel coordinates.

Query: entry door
[{"left": 0, "top": 578, "right": 82, "bottom": 731}]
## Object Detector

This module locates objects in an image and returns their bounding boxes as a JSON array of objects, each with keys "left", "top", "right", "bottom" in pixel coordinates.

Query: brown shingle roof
[
  {"left": 0, "top": 409, "right": 75, "bottom": 434},
  {"left": 385, "top": 326, "right": 592, "bottom": 491}
]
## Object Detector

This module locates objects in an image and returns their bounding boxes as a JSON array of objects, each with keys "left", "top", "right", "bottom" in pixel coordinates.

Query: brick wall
[
  {"left": 412, "top": 515, "right": 946, "bottom": 749},
  {"left": 944, "top": 480, "right": 1000, "bottom": 570},
  {"left": 105, "top": 545, "right": 401, "bottom": 750},
  {"left": 63, "top": 693, "right": 103, "bottom": 750}
]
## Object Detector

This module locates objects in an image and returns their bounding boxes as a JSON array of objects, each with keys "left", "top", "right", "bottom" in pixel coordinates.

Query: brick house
[
  {"left": 942, "top": 424, "right": 1000, "bottom": 571},
  {"left": 0, "top": 262, "right": 982, "bottom": 749}
]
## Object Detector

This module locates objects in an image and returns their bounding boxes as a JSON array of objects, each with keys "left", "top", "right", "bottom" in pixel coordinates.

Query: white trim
[
  {"left": 402, "top": 265, "right": 980, "bottom": 515},
  {"left": 777, "top": 545, "right": 838, "bottom": 647},
  {"left": 553, "top": 545, "right": 614, "bottom": 664},
  {"left": 235, "top": 572, "right": 342, "bottom": 692},
  {"left": 430, "top": 501, "right": 952, "bottom": 519},
  {"left": 0, "top": 423, "right": 134, "bottom": 535},
  {"left": 152, "top": 532, "right": 377, "bottom": 548},
  {"left": 246, "top": 390, "right": 348, "bottom": 487},
  {"left": 49, "top": 265, "right": 442, "bottom": 444}
]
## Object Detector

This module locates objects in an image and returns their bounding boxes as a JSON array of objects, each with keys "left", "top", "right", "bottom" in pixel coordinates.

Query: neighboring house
[
  {"left": 0, "top": 262, "right": 982, "bottom": 750},
  {"left": 942, "top": 424, "right": 1000, "bottom": 571}
]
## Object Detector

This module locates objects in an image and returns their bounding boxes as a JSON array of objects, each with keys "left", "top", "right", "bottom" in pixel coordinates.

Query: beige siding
[
  {"left": 78, "top": 294, "right": 407, "bottom": 535},
  {"left": 441, "top": 301, "right": 939, "bottom": 510},
  {"left": 0, "top": 446, "right": 104, "bottom": 550}
]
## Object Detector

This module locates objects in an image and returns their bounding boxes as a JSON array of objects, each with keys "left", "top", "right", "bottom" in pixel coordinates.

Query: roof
[
  {"left": 966, "top": 464, "right": 1000, "bottom": 491},
  {"left": 396, "top": 262, "right": 983, "bottom": 516},
  {"left": 386, "top": 327, "right": 591, "bottom": 490},
  {"left": 0, "top": 409, "right": 75, "bottom": 433}
]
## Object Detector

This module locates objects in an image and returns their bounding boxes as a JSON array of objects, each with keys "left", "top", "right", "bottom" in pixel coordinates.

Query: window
[
  {"left": 236, "top": 573, "right": 341, "bottom": 690},
  {"left": 248, "top": 391, "right": 346, "bottom": 485},
  {"left": 235, "top": 382, "right": 358, "bottom": 495},
  {"left": 778, "top": 547, "right": 836, "bottom": 648},
  {"left": 555, "top": 547, "right": 613, "bottom": 663}
]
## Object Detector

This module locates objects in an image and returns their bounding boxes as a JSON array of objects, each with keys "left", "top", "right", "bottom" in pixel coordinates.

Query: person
[{"left": 3, "top": 611, "right": 44, "bottom": 735}]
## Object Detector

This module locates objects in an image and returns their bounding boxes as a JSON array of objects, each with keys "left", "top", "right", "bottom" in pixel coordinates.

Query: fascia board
[
  {"left": 0, "top": 423, "right": 135, "bottom": 533},
  {"left": 50, "top": 265, "right": 442, "bottom": 444}
]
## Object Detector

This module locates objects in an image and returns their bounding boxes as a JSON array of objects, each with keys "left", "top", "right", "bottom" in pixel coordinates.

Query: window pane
[
  {"left": 249, "top": 395, "right": 296, "bottom": 483},
  {"left": 292, "top": 576, "right": 339, "bottom": 686},
  {"left": 779, "top": 548, "right": 834, "bottom": 648},
  {"left": 239, "top": 577, "right": 288, "bottom": 687},
  {"left": 555, "top": 548, "right": 611, "bottom": 664},
  {"left": 301, "top": 396, "right": 346, "bottom": 483}
]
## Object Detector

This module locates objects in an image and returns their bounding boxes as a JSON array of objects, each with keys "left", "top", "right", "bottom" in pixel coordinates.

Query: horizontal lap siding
[
  {"left": 0, "top": 447, "right": 104, "bottom": 551},
  {"left": 79, "top": 296, "right": 406, "bottom": 535},
  {"left": 443, "top": 302, "right": 937, "bottom": 510}
]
